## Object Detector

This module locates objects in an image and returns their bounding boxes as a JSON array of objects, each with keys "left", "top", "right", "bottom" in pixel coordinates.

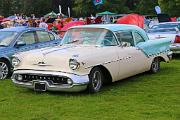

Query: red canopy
[
  {"left": 0, "top": 18, "right": 11, "bottom": 22},
  {"left": 61, "top": 21, "right": 85, "bottom": 31},
  {"left": 116, "top": 14, "right": 144, "bottom": 28}
]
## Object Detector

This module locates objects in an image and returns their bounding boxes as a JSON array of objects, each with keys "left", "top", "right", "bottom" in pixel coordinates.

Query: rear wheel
[
  {"left": 88, "top": 67, "right": 103, "bottom": 93},
  {"left": 150, "top": 58, "right": 160, "bottom": 73},
  {"left": 0, "top": 60, "right": 10, "bottom": 80}
]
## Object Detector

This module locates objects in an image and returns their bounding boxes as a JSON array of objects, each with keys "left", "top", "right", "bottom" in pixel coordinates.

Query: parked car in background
[
  {"left": 12, "top": 24, "right": 171, "bottom": 93},
  {"left": 0, "top": 26, "right": 61, "bottom": 79},
  {"left": 150, "top": 22, "right": 180, "bottom": 29},
  {"left": 147, "top": 22, "right": 180, "bottom": 54}
]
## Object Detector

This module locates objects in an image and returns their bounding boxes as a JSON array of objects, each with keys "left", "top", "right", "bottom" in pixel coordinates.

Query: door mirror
[
  {"left": 121, "top": 42, "right": 130, "bottom": 47},
  {"left": 15, "top": 41, "right": 26, "bottom": 48}
]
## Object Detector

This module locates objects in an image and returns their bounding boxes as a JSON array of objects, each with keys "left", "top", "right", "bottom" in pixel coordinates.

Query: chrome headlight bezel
[
  {"left": 12, "top": 57, "right": 21, "bottom": 67},
  {"left": 69, "top": 59, "right": 80, "bottom": 70}
]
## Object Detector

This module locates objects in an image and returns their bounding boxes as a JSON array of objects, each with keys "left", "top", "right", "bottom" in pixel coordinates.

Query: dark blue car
[{"left": 0, "top": 26, "right": 61, "bottom": 79}]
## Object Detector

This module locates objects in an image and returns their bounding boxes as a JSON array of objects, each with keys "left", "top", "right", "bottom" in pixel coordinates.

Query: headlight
[
  {"left": 12, "top": 57, "right": 21, "bottom": 67},
  {"left": 69, "top": 59, "right": 80, "bottom": 70}
]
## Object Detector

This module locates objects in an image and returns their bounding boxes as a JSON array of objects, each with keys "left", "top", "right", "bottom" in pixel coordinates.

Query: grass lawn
[{"left": 0, "top": 56, "right": 180, "bottom": 120}]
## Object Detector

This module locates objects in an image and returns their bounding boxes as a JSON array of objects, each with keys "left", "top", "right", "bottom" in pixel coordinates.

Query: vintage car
[
  {"left": 12, "top": 24, "right": 172, "bottom": 93},
  {"left": 0, "top": 26, "right": 61, "bottom": 79},
  {"left": 147, "top": 22, "right": 180, "bottom": 54}
]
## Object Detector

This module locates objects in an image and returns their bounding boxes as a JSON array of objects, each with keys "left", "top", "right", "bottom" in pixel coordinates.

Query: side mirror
[
  {"left": 121, "top": 42, "right": 130, "bottom": 47},
  {"left": 15, "top": 41, "right": 26, "bottom": 48}
]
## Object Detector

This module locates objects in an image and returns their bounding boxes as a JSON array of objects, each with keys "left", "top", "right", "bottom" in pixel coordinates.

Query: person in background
[
  {"left": 54, "top": 20, "right": 62, "bottom": 30},
  {"left": 32, "top": 19, "right": 37, "bottom": 27},
  {"left": 51, "top": 21, "right": 58, "bottom": 31},
  {"left": 39, "top": 18, "right": 48, "bottom": 29},
  {"left": 22, "top": 20, "right": 29, "bottom": 26},
  {"left": 0, "top": 22, "right": 4, "bottom": 29}
]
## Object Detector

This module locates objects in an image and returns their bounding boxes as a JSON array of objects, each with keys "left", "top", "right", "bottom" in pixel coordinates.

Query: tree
[
  {"left": 72, "top": 0, "right": 129, "bottom": 17},
  {"left": 158, "top": 0, "right": 180, "bottom": 17},
  {"left": 134, "top": 0, "right": 158, "bottom": 15},
  {"left": 0, "top": 0, "right": 178, "bottom": 17}
]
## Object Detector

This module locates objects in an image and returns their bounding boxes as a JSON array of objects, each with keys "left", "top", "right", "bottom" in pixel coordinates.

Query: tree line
[{"left": 0, "top": 0, "right": 179, "bottom": 17}]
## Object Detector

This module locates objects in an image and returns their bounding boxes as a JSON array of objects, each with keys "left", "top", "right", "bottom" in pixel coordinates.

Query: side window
[
  {"left": 37, "top": 31, "right": 51, "bottom": 42},
  {"left": 103, "top": 31, "right": 118, "bottom": 46},
  {"left": 19, "top": 31, "right": 36, "bottom": 45},
  {"left": 116, "top": 31, "right": 134, "bottom": 47},
  {"left": 134, "top": 32, "right": 145, "bottom": 44}
]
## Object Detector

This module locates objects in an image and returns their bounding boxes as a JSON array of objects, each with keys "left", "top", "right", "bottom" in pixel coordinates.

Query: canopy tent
[
  {"left": 96, "top": 11, "right": 117, "bottom": 23},
  {"left": 116, "top": 14, "right": 144, "bottom": 28},
  {"left": 44, "top": 11, "right": 57, "bottom": 18},
  {"left": 61, "top": 21, "right": 85, "bottom": 31},
  {"left": 96, "top": 11, "right": 116, "bottom": 16}
]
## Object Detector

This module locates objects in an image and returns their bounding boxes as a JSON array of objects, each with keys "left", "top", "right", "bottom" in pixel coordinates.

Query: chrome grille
[{"left": 15, "top": 74, "right": 68, "bottom": 85}]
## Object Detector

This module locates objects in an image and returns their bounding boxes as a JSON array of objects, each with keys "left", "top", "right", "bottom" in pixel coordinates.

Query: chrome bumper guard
[
  {"left": 12, "top": 70, "right": 89, "bottom": 92},
  {"left": 167, "top": 51, "right": 173, "bottom": 60}
]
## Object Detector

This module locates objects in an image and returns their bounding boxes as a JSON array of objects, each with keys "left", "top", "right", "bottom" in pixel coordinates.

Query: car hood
[
  {"left": 0, "top": 46, "right": 13, "bottom": 55},
  {"left": 15, "top": 45, "right": 116, "bottom": 74}
]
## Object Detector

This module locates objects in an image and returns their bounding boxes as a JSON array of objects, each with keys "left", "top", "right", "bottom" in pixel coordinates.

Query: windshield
[
  {"left": 0, "top": 31, "right": 17, "bottom": 46},
  {"left": 151, "top": 23, "right": 180, "bottom": 29},
  {"left": 61, "top": 28, "right": 118, "bottom": 46}
]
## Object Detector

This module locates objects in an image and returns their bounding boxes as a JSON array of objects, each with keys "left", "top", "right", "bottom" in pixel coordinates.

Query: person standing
[{"left": 39, "top": 18, "right": 48, "bottom": 29}]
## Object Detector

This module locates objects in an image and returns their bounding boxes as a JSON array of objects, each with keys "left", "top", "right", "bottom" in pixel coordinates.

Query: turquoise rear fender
[{"left": 136, "top": 38, "right": 171, "bottom": 57}]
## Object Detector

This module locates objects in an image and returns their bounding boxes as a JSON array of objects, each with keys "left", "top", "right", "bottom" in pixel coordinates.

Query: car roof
[
  {"left": 70, "top": 24, "right": 149, "bottom": 41},
  {"left": 0, "top": 26, "right": 46, "bottom": 32},
  {"left": 157, "top": 22, "right": 180, "bottom": 25},
  {"left": 70, "top": 24, "right": 144, "bottom": 32}
]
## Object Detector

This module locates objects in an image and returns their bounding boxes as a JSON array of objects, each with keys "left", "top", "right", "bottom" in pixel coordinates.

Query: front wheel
[
  {"left": 88, "top": 67, "right": 104, "bottom": 93},
  {"left": 150, "top": 58, "right": 160, "bottom": 73},
  {"left": 0, "top": 60, "right": 11, "bottom": 80}
]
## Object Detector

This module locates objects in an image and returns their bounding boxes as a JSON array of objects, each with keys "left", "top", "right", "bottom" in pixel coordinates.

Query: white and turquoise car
[{"left": 12, "top": 24, "right": 172, "bottom": 93}]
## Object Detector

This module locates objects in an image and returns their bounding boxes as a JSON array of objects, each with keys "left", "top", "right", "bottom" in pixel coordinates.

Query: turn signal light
[{"left": 174, "top": 35, "right": 180, "bottom": 43}]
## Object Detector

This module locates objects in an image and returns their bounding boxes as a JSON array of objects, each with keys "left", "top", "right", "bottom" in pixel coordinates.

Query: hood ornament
[
  {"left": 38, "top": 61, "right": 46, "bottom": 65},
  {"left": 33, "top": 61, "right": 51, "bottom": 66}
]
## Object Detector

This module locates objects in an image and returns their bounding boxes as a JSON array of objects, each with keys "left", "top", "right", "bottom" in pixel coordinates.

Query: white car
[
  {"left": 11, "top": 24, "right": 172, "bottom": 93},
  {"left": 147, "top": 22, "right": 180, "bottom": 54}
]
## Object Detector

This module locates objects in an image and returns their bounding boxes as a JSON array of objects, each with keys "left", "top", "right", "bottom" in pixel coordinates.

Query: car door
[
  {"left": 15, "top": 31, "right": 38, "bottom": 52},
  {"left": 115, "top": 31, "right": 149, "bottom": 81},
  {"left": 36, "top": 31, "right": 60, "bottom": 49}
]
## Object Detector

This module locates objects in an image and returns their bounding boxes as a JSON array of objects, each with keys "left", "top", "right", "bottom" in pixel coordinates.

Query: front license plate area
[{"left": 34, "top": 83, "right": 46, "bottom": 91}]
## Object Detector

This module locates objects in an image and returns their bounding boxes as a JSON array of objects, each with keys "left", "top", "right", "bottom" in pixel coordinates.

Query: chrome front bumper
[{"left": 12, "top": 70, "right": 89, "bottom": 92}]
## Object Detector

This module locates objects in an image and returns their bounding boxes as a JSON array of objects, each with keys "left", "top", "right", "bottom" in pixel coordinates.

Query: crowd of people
[
  {"left": 0, "top": 13, "right": 116, "bottom": 31},
  {"left": 0, "top": 14, "right": 67, "bottom": 30}
]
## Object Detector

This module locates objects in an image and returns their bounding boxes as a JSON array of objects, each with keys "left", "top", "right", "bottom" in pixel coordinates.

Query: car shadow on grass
[{"left": 172, "top": 54, "right": 180, "bottom": 60}]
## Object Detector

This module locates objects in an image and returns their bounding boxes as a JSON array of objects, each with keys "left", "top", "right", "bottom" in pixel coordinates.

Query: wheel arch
[
  {"left": 0, "top": 57, "right": 12, "bottom": 67},
  {"left": 91, "top": 65, "right": 112, "bottom": 83},
  {"left": 156, "top": 56, "right": 166, "bottom": 62}
]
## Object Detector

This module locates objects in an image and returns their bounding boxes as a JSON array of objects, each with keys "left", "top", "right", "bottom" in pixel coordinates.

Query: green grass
[{"left": 0, "top": 56, "right": 180, "bottom": 120}]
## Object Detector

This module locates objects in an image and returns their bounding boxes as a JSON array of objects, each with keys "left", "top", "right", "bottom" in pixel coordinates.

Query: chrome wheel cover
[
  {"left": 152, "top": 59, "right": 159, "bottom": 72},
  {"left": 92, "top": 71, "right": 102, "bottom": 91},
  {"left": 0, "top": 62, "right": 9, "bottom": 79}
]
